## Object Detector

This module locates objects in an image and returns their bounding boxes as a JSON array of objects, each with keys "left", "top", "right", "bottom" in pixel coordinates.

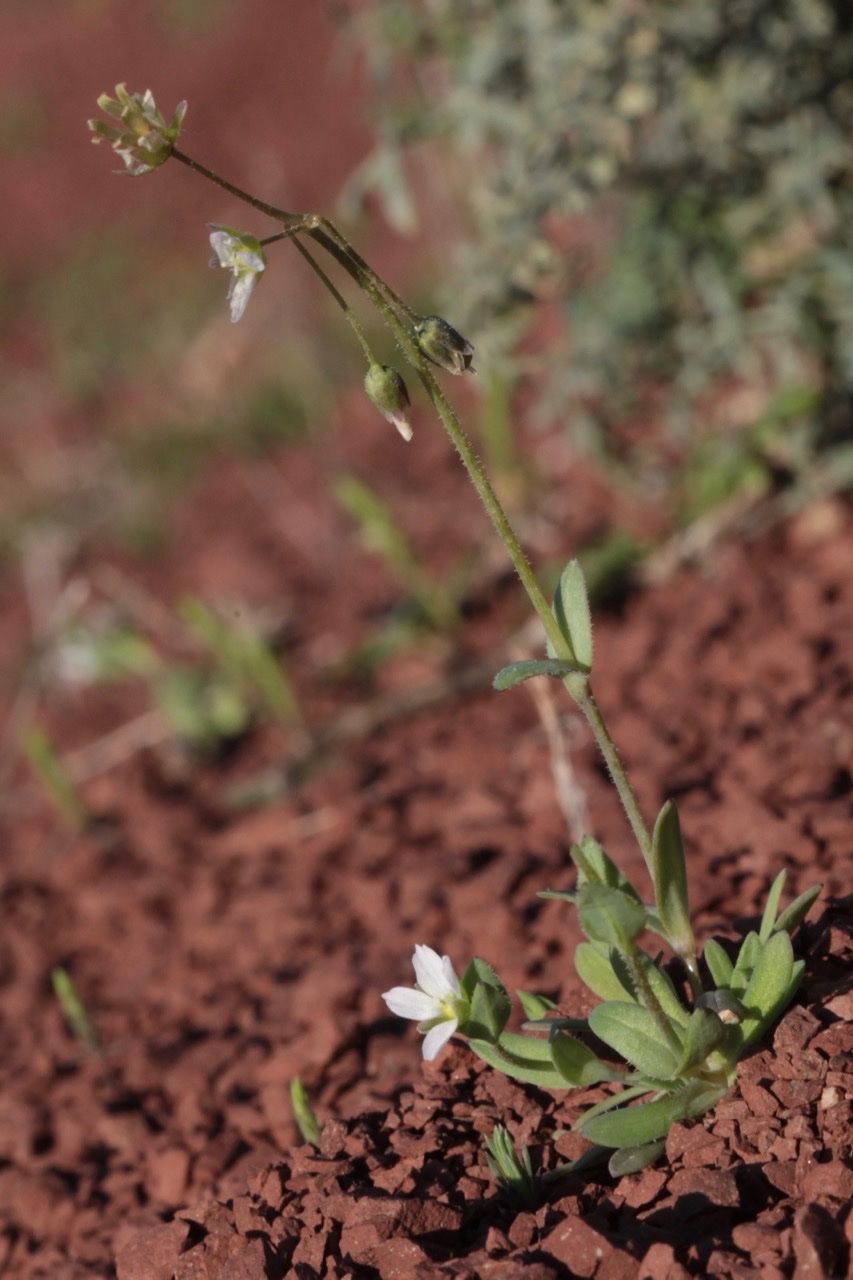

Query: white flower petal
[
  {"left": 382, "top": 986, "right": 440, "bottom": 1021},
  {"left": 412, "top": 944, "right": 455, "bottom": 1000},
  {"left": 227, "top": 271, "right": 258, "bottom": 323},
  {"left": 439, "top": 953, "right": 462, "bottom": 999},
  {"left": 422, "top": 1017, "right": 458, "bottom": 1061}
]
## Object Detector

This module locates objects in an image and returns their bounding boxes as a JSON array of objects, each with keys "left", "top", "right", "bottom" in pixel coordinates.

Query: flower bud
[
  {"left": 414, "top": 315, "right": 475, "bottom": 375},
  {"left": 364, "top": 364, "right": 413, "bottom": 441},
  {"left": 89, "top": 84, "right": 186, "bottom": 176}
]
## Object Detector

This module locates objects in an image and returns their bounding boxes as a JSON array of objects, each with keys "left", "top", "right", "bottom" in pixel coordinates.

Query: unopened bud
[
  {"left": 414, "top": 315, "right": 475, "bottom": 375},
  {"left": 364, "top": 364, "right": 413, "bottom": 441}
]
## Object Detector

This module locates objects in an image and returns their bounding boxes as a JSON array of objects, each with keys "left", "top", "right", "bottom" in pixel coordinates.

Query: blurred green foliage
[{"left": 348, "top": 0, "right": 853, "bottom": 487}]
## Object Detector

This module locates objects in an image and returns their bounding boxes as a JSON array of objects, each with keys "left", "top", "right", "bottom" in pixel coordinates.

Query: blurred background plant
[{"left": 343, "top": 0, "right": 853, "bottom": 516}]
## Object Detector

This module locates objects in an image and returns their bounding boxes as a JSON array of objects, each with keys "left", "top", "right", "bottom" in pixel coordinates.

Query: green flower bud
[
  {"left": 414, "top": 315, "right": 475, "bottom": 375},
  {"left": 364, "top": 364, "right": 412, "bottom": 441},
  {"left": 89, "top": 84, "right": 186, "bottom": 176}
]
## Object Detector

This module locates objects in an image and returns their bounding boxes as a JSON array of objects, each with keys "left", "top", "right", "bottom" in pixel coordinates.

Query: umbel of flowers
[{"left": 90, "top": 86, "right": 821, "bottom": 1192}]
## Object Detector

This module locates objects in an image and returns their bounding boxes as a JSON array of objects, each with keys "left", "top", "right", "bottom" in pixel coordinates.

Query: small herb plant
[{"left": 90, "top": 87, "right": 821, "bottom": 1183}]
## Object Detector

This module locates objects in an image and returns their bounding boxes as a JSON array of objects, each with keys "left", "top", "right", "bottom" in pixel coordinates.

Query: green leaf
[
  {"left": 571, "top": 836, "right": 642, "bottom": 897},
  {"left": 493, "top": 658, "right": 588, "bottom": 690},
  {"left": 552, "top": 559, "right": 593, "bottom": 672},
  {"left": 575, "top": 942, "right": 630, "bottom": 1002},
  {"left": 550, "top": 1031, "right": 624, "bottom": 1086},
  {"left": 485, "top": 1125, "right": 539, "bottom": 1211},
  {"left": 730, "top": 931, "right": 761, "bottom": 995},
  {"left": 652, "top": 800, "right": 695, "bottom": 959},
  {"left": 773, "top": 883, "right": 821, "bottom": 938},
  {"left": 609, "top": 948, "right": 691, "bottom": 1029},
  {"left": 290, "top": 1078, "right": 322, "bottom": 1146},
  {"left": 703, "top": 937, "right": 735, "bottom": 988},
  {"left": 588, "top": 1002, "right": 681, "bottom": 1079},
  {"left": 517, "top": 990, "right": 557, "bottom": 1020},
  {"left": 579, "top": 883, "right": 646, "bottom": 949},
  {"left": 758, "top": 869, "right": 787, "bottom": 943},
  {"left": 739, "top": 930, "right": 796, "bottom": 1047},
  {"left": 22, "top": 728, "right": 89, "bottom": 829},
  {"left": 51, "top": 968, "right": 99, "bottom": 1050},
  {"left": 607, "top": 1140, "right": 666, "bottom": 1177},
  {"left": 461, "top": 958, "right": 512, "bottom": 1041},
  {"left": 538, "top": 888, "right": 577, "bottom": 904},
  {"left": 499, "top": 1031, "right": 559, "bottom": 1061},
  {"left": 469, "top": 1037, "right": 567, "bottom": 1090},
  {"left": 581, "top": 1080, "right": 726, "bottom": 1149},
  {"left": 674, "top": 1007, "right": 727, "bottom": 1074}
]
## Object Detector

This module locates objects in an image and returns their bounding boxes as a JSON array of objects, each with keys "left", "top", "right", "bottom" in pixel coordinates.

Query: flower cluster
[{"left": 89, "top": 84, "right": 186, "bottom": 176}]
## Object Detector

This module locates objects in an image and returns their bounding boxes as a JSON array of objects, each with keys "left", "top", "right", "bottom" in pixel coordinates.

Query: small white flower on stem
[
  {"left": 208, "top": 225, "right": 267, "bottom": 322},
  {"left": 382, "top": 944, "right": 467, "bottom": 1060}
]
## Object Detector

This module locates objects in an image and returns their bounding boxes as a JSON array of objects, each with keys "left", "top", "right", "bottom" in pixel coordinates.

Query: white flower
[
  {"left": 208, "top": 225, "right": 266, "bottom": 322},
  {"left": 382, "top": 944, "right": 467, "bottom": 1060}
]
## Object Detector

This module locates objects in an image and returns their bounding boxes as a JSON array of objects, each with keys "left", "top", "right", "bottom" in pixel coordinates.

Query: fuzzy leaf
[
  {"left": 607, "top": 1140, "right": 666, "bottom": 1177},
  {"left": 773, "top": 883, "right": 821, "bottom": 938},
  {"left": 517, "top": 990, "right": 557, "bottom": 1020},
  {"left": 493, "top": 658, "right": 588, "bottom": 690},
  {"left": 703, "top": 937, "right": 735, "bottom": 988},
  {"left": 588, "top": 1002, "right": 681, "bottom": 1079},
  {"left": 575, "top": 942, "right": 629, "bottom": 1002},
  {"left": 739, "top": 930, "right": 797, "bottom": 1047},
  {"left": 462, "top": 957, "right": 512, "bottom": 1041},
  {"left": 469, "top": 1037, "right": 567, "bottom": 1090},
  {"left": 552, "top": 559, "right": 593, "bottom": 672},
  {"left": 571, "top": 836, "right": 642, "bottom": 897},
  {"left": 580, "top": 1080, "right": 726, "bottom": 1149},
  {"left": 579, "top": 883, "right": 646, "bottom": 949},
  {"left": 550, "top": 1032, "right": 623, "bottom": 1086},
  {"left": 758, "top": 869, "right": 787, "bottom": 943},
  {"left": 652, "top": 800, "right": 695, "bottom": 958},
  {"left": 730, "top": 931, "right": 761, "bottom": 994},
  {"left": 609, "top": 949, "right": 690, "bottom": 1029},
  {"left": 674, "top": 1007, "right": 727, "bottom": 1074}
]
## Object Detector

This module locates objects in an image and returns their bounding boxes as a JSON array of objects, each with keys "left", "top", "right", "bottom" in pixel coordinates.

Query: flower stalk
[{"left": 90, "top": 84, "right": 821, "bottom": 1184}]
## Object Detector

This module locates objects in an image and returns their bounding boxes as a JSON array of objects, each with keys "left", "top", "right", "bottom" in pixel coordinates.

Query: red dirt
[{"left": 2, "top": 5, "right": 852, "bottom": 1279}]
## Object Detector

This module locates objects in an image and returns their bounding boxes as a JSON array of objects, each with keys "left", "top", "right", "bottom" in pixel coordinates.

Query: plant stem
[
  {"left": 567, "top": 677, "right": 653, "bottom": 877},
  {"left": 167, "top": 147, "right": 655, "bottom": 873},
  {"left": 290, "top": 235, "right": 375, "bottom": 362},
  {"left": 171, "top": 147, "right": 304, "bottom": 227}
]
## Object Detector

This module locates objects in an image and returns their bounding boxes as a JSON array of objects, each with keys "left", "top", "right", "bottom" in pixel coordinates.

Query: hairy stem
[
  {"left": 566, "top": 677, "right": 653, "bottom": 877},
  {"left": 166, "top": 147, "right": 655, "bottom": 875}
]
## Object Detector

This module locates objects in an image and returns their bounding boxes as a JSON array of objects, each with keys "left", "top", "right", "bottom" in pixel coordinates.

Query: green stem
[
  {"left": 290, "top": 235, "right": 374, "bottom": 362},
  {"left": 299, "top": 229, "right": 564, "bottom": 646},
  {"left": 306, "top": 222, "right": 655, "bottom": 864},
  {"left": 166, "top": 148, "right": 655, "bottom": 872},
  {"left": 311, "top": 216, "right": 416, "bottom": 323},
  {"left": 171, "top": 147, "right": 304, "bottom": 227},
  {"left": 567, "top": 678, "right": 653, "bottom": 877}
]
